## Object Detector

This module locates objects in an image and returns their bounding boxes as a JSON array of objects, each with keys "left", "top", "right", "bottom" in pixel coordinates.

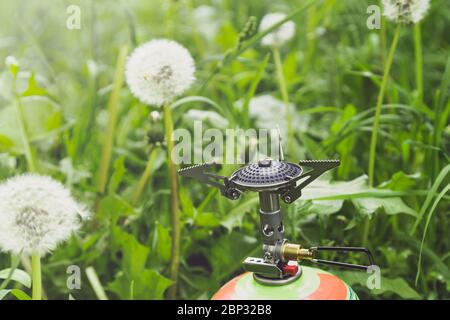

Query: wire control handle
[{"left": 310, "top": 246, "right": 375, "bottom": 271}]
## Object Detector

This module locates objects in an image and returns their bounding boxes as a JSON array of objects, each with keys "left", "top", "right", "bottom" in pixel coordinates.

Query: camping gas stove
[{"left": 179, "top": 157, "right": 374, "bottom": 286}]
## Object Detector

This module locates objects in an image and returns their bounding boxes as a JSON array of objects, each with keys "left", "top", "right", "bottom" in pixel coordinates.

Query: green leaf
[
  {"left": 335, "top": 271, "right": 421, "bottom": 299},
  {"left": 108, "top": 269, "right": 172, "bottom": 300},
  {"left": 308, "top": 199, "right": 344, "bottom": 215},
  {"left": 411, "top": 164, "right": 450, "bottom": 234},
  {"left": 0, "top": 289, "right": 9, "bottom": 300},
  {"left": 20, "top": 72, "right": 47, "bottom": 97},
  {"left": 221, "top": 196, "right": 259, "bottom": 231},
  {"left": 416, "top": 183, "right": 450, "bottom": 285},
  {"left": 0, "top": 268, "right": 31, "bottom": 288},
  {"left": 437, "top": 54, "right": 450, "bottom": 117},
  {"left": 179, "top": 186, "right": 195, "bottom": 219},
  {"left": 155, "top": 222, "right": 171, "bottom": 263},
  {"left": 301, "top": 176, "right": 419, "bottom": 217},
  {"left": 301, "top": 176, "right": 368, "bottom": 200},
  {"left": 379, "top": 171, "right": 420, "bottom": 191},
  {"left": 171, "top": 96, "right": 224, "bottom": 115},
  {"left": 400, "top": 233, "right": 450, "bottom": 291},
  {"left": 0, "top": 289, "right": 32, "bottom": 300},
  {"left": 195, "top": 212, "right": 221, "bottom": 228},
  {"left": 10, "top": 289, "right": 32, "bottom": 300},
  {"left": 112, "top": 227, "right": 149, "bottom": 276},
  {"left": 98, "top": 194, "right": 137, "bottom": 222},
  {"left": 283, "top": 50, "right": 298, "bottom": 83},
  {"left": 215, "top": 22, "right": 239, "bottom": 49},
  {"left": 0, "top": 135, "right": 14, "bottom": 151},
  {"left": 297, "top": 176, "right": 418, "bottom": 217},
  {"left": 0, "top": 96, "right": 61, "bottom": 152},
  {"left": 209, "top": 232, "right": 258, "bottom": 283},
  {"left": 108, "top": 155, "right": 126, "bottom": 194},
  {"left": 352, "top": 197, "right": 417, "bottom": 217}
]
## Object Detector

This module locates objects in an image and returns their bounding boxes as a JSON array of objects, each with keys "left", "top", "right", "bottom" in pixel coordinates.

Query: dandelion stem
[
  {"left": 131, "top": 147, "right": 158, "bottom": 205},
  {"left": 13, "top": 87, "right": 37, "bottom": 172},
  {"left": 96, "top": 45, "right": 128, "bottom": 208},
  {"left": 8, "top": 68, "right": 43, "bottom": 298},
  {"left": 414, "top": 23, "right": 423, "bottom": 102},
  {"left": 273, "top": 47, "right": 293, "bottom": 154},
  {"left": 85, "top": 266, "right": 109, "bottom": 300},
  {"left": 0, "top": 254, "right": 20, "bottom": 291},
  {"left": 380, "top": 16, "right": 387, "bottom": 68},
  {"left": 368, "top": 24, "right": 401, "bottom": 187},
  {"left": 364, "top": 24, "right": 401, "bottom": 246},
  {"left": 163, "top": 103, "right": 180, "bottom": 299},
  {"left": 31, "top": 252, "right": 42, "bottom": 300}
]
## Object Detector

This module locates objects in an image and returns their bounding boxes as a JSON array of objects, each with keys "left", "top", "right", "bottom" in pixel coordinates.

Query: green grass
[{"left": 0, "top": 0, "right": 449, "bottom": 300}]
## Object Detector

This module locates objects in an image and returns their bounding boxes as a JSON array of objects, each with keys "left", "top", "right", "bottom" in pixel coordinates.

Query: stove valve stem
[
  {"left": 278, "top": 243, "right": 375, "bottom": 271},
  {"left": 281, "top": 243, "right": 314, "bottom": 262}
]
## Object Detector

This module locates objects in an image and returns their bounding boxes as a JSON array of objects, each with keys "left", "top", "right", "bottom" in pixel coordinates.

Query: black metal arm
[
  {"left": 281, "top": 160, "right": 340, "bottom": 204},
  {"left": 178, "top": 163, "right": 241, "bottom": 200},
  {"left": 310, "top": 246, "right": 375, "bottom": 271}
]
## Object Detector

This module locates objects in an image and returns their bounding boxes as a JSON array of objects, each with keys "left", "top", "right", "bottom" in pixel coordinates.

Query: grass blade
[{"left": 415, "top": 183, "right": 450, "bottom": 286}]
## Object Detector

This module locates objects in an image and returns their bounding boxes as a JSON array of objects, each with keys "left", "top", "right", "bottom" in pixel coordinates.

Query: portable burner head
[
  {"left": 179, "top": 158, "right": 339, "bottom": 203},
  {"left": 179, "top": 157, "right": 374, "bottom": 285},
  {"left": 231, "top": 158, "right": 302, "bottom": 191}
]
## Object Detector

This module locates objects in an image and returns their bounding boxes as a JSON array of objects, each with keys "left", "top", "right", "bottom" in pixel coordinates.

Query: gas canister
[{"left": 212, "top": 266, "right": 358, "bottom": 300}]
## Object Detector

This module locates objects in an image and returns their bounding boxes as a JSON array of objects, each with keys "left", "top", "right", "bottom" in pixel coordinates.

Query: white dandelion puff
[
  {"left": 125, "top": 39, "right": 196, "bottom": 106},
  {"left": 5, "top": 55, "right": 19, "bottom": 69},
  {"left": 149, "top": 110, "right": 162, "bottom": 122},
  {"left": 0, "top": 174, "right": 89, "bottom": 256},
  {"left": 382, "top": 0, "right": 430, "bottom": 24},
  {"left": 259, "top": 13, "right": 295, "bottom": 47},
  {"left": 247, "top": 95, "right": 308, "bottom": 141}
]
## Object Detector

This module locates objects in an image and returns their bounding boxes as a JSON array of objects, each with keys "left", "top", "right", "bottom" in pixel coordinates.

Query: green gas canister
[{"left": 212, "top": 266, "right": 358, "bottom": 300}]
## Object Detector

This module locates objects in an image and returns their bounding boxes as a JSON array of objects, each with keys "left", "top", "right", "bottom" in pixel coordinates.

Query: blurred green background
[{"left": 0, "top": 0, "right": 449, "bottom": 299}]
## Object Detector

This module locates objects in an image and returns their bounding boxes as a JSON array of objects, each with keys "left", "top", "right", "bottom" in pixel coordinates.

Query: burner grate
[{"left": 231, "top": 159, "right": 302, "bottom": 189}]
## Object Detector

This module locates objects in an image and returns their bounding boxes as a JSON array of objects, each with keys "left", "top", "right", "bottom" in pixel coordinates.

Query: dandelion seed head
[
  {"left": 382, "top": 0, "right": 430, "bottom": 24},
  {"left": 125, "top": 39, "right": 196, "bottom": 106},
  {"left": 259, "top": 13, "right": 295, "bottom": 47},
  {"left": 0, "top": 174, "right": 89, "bottom": 256},
  {"left": 5, "top": 56, "right": 19, "bottom": 69},
  {"left": 247, "top": 94, "right": 309, "bottom": 141},
  {"left": 149, "top": 110, "right": 162, "bottom": 123}
]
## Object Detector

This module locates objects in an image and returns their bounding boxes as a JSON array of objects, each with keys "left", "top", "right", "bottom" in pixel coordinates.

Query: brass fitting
[{"left": 281, "top": 243, "right": 314, "bottom": 262}]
